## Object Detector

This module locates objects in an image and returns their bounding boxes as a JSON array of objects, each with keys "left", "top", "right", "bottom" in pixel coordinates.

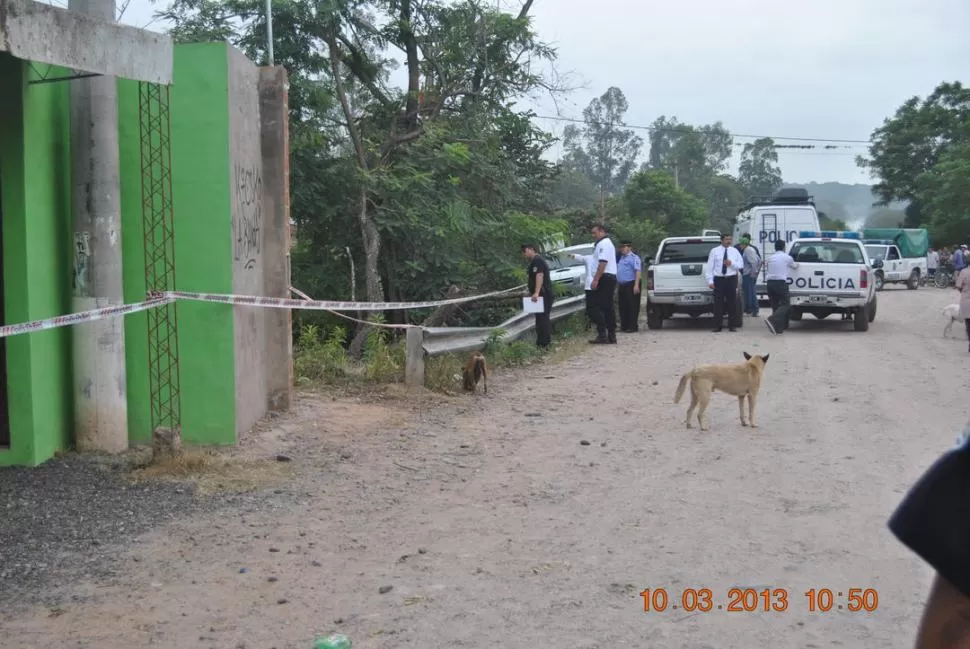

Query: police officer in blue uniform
[{"left": 889, "top": 424, "right": 970, "bottom": 648}]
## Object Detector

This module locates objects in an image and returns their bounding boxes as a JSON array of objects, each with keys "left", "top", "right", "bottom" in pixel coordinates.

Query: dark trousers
[
  {"left": 712, "top": 275, "right": 740, "bottom": 330},
  {"left": 534, "top": 294, "right": 554, "bottom": 348},
  {"left": 591, "top": 274, "right": 617, "bottom": 339},
  {"left": 742, "top": 274, "right": 758, "bottom": 315},
  {"left": 617, "top": 282, "right": 641, "bottom": 331},
  {"left": 965, "top": 318, "right": 970, "bottom": 351},
  {"left": 766, "top": 279, "right": 791, "bottom": 331},
  {"left": 584, "top": 290, "right": 595, "bottom": 329}
]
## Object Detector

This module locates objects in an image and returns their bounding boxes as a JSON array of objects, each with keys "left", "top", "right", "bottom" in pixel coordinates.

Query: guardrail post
[{"left": 405, "top": 326, "right": 425, "bottom": 387}]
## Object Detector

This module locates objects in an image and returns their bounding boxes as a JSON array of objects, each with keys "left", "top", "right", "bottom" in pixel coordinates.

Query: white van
[{"left": 733, "top": 188, "right": 821, "bottom": 298}]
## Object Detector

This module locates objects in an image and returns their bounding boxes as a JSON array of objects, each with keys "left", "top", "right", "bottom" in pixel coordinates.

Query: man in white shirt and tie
[
  {"left": 589, "top": 223, "right": 619, "bottom": 344},
  {"left": 705, "top": 233, "right": 744, "bottom": 332},
  {"left": 763, "top": 239, "right": 799, "bottom": 335}
]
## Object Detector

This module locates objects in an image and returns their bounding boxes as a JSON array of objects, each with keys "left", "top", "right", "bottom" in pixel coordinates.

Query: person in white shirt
[
  {"left": 763, "top": 239, "right": 800, "bottom": 335},
  {"left": 705, "top": 233, "right": 744, "bottom": 332},
  {"left": 571, "top": 251, "right": 599, "bottom": 330},
  {"left": 589, "top": 224, "right": 618, "bottom": 344},
  {"left": 927, "top": 248, "right": 940, "bottom": 280}
]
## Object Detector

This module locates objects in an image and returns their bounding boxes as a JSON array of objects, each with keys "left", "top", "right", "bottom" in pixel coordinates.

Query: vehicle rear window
[
  {"left": 865, "top": 246, "right": 886, "bottom": 261},
  {"left": 658, "top": 242, "right": 717, "bottom": 264},
  {"left": 543, "top": 254, "right": 582, "bottom": 270},
  {"left": 790, "top": 242, "right": 864, "bottom": 264}
]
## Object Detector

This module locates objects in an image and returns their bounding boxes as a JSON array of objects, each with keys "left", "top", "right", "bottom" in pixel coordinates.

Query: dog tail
[
  {"left": 475, "top": 355, "right": 487, "bottom": 394},
  {"left": 673, "top": 372, "right": 691, "bottom": 404}
]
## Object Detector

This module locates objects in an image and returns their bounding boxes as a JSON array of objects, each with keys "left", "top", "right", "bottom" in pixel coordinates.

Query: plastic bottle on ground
[{"left": 314, "top": 634, "right": 351, "bottom": 649}]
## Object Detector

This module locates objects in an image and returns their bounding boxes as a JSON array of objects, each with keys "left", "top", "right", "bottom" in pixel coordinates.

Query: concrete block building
[{"left": 0, "top": 1, "right": 292, "bottom": 466}]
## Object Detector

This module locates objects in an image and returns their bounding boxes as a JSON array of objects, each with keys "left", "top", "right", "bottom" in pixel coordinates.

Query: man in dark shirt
[
  {"left": 522, "top": 243, "right": 555, "bottom": 349},
  {"left": 889, "top": 425, "right": 970, "bottom": 648}
]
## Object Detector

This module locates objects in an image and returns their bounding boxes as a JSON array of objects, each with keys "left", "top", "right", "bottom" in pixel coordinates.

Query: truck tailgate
[
  {"left": 789, "top": 263, "right": 868, "bottom": 298},
  {"left": 652, "top": 262, "right": 708, "bottom": 293}
]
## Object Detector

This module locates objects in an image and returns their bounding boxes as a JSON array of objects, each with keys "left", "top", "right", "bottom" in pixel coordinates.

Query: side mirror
[{"left": 871, "top": 259, "right": 883, "bottom": 269}]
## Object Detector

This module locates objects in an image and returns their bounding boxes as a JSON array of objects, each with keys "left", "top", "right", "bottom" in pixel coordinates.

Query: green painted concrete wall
[
  {"left": 0, "top": 43, "right": 243, "bottom": 466},
  {"left": 0, "top": 56, "right": 73, "bottom": 466},
  {"left": 168, "top": 43, "right": 237, "bottom": 445},
  {"left": 117, "top": 43, "right": 238, "bottom": 446}
]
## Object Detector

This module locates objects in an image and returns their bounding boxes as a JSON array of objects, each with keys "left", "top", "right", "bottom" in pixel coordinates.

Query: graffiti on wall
[
  {"left": 74, "top": 232, "right": 91, "bottom": 296},
  {"left": 232, "top": 163, "right": 263, "bottom": 270}
]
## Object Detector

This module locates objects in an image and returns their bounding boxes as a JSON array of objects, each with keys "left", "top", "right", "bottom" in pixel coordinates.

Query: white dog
[{"left": 943, "top": 304, "right": 961, "bottom": 338}]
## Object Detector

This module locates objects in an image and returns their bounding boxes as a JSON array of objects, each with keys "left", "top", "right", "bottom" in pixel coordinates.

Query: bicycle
[{"left": 934, "top": 263, "right": 956, "bottom": 288}]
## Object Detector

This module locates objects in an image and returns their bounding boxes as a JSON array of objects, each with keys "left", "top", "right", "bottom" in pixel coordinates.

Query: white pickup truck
[
  {"left": 786, "top": 233, "right": 881, "bottom": 332},
  {"left": 862, "top": 241, "right": 926, "bottom": 291},
  {"left": 644, "top": 235, "right": 744, "bottom": 330}
]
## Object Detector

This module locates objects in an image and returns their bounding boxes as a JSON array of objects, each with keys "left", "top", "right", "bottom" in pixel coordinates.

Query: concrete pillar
[
  {"left": 68, "top": 0, "right": 128, "bottom": 453},
  {"left": 258, "top": 66, "right": 293, "bottom": 411},
  {"left": 405, "top": 327, "right": 425, "bottom": 387}
]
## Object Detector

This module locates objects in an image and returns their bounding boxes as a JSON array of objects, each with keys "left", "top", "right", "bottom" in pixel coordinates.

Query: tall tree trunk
[{"left": 328, "top": 30, "right": 383, "bottom": 359}]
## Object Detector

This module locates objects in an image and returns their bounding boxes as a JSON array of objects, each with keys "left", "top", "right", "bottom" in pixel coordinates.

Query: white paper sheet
[{"left": 522, "top": 296, "right": 545, "bottom": 313}]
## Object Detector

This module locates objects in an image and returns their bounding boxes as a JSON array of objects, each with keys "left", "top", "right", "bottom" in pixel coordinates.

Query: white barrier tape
[
  {"left": 159, "top": 285, "right": 525, "bottom": 312},
  {"left": 0, "top": 285, "right": 521, "bottom": 341},
  {"left": 288, "top": 286, "right": 415, "bottom": 329},
  {"left": 0, "top": 296, "right": 174, "bottom": 340}
]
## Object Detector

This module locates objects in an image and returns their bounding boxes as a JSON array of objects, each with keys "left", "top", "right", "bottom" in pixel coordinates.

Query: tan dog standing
[{"left": 673, "top": 352, "right": 770, "bottom": 430}]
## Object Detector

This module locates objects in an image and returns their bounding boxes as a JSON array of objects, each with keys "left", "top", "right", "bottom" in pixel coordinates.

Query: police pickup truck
[
  {"left": 786, "top": 231, "right": 881, "bottom": 332},
  {"left": 644, "top": 235, "right": 743, "bottom": 330}
]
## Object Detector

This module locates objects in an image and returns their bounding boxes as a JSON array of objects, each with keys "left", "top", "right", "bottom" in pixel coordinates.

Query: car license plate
[
  {"left": 680, "top": 294, "right": 703, "bottom": 303},
  {"left": 809, "top": 295, "right": 829, "bottom": 303}
]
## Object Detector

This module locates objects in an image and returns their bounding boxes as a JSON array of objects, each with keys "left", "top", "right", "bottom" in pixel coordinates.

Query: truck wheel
[
  {"left": 646, "top": 309, "right": 663, "bottom": 330},
  {"left": 874, "top": 271, "right": 885, "bottom": 291},
  {"left": 853, "top": 306, "right": 870, "bottom": 331},
  {"left": 789, "top": 309, "right": 803, "bottom": 322},
  {"left": 906, "top": 270, "right": 919, "bottom": 290},
  {"left": 867, "top": 296, "right": 877, "bottom": 323}
]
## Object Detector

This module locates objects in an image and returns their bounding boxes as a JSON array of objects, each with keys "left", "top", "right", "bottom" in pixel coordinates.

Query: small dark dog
[{"left": 462, "top": 352, "right": 488, "bottom": 394}]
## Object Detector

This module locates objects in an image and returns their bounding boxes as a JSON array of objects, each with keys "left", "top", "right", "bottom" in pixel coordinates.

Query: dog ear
[
  {"left": 742, "top": 352, "right": 752, "bottom": 360},
  {"left": 761, "top": 354, "right": 770, "bottom": 363}
]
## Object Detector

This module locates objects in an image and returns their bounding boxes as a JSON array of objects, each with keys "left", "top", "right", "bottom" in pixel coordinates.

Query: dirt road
[{"left": 2, "top": 286, "right": 966, "bottom": 648}]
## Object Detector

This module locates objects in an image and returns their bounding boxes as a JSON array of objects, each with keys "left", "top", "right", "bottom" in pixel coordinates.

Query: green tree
[
  {"left": 155, "top": 0, "right": 568, "bottom": 342},
  {"left": 818, "top": 213, "right": 849, "bottom": 231},
  {"left": 645, "top": 116, "right": 733, "bottom": 199},
  {"left": 562, "top": 87, "right": 643, "bottom": 212},
  {"left": 858, "top": 81, "right": 970, "bottom": 227},
  {"left": 624, "top": 169, "right": 708, "bottom": 236},
  {"left": 738, "top": 137, "right": 783, "bottom": 197},
  {"left": 547, "top": 166, "right": 598, "bottom": 210},
  {"left": 916, "top": 141, "right": 970, "bottom": 245},
  {"left": 708, "top": 174, "right": 745, "bottom": 234}
]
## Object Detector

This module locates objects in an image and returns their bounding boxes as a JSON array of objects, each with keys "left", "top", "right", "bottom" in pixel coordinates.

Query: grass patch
[
  {"left": 130, "top": 449, "right": 294, "bottom": 495},
  {"left": 294, "top": 316, "right": 404, "bottom": 386},
  {"left": 424, "top": 312, "right": 589, "bottom": 393},
  {"left": 293, "top": 311, "right": 591, "bottom": 394}
]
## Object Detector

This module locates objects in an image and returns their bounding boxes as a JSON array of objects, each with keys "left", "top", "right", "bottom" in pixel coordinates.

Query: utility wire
[{"left": 533, "top": 114, "right": 873, "bottom": 145}]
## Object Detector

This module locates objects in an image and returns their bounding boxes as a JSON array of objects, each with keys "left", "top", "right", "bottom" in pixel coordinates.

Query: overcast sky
[{"left": 106, "top": 0, "right": 970, "bottom": 185}]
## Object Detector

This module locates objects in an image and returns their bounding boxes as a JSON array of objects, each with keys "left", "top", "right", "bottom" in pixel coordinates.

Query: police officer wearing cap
[
  {"left": 889, "top": 425, "right": 970, "bottom": 648},
  {"left": 616, "top": 240, "right": 642, "bottom": 332}
]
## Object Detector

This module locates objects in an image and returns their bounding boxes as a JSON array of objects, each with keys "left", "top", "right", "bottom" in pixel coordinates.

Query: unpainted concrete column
[
  {"left": 258, "top": 66, "right": 293, "bottom": 411},
  {"left": 68, "top": 0, "right": 128, "bottom": 453}
]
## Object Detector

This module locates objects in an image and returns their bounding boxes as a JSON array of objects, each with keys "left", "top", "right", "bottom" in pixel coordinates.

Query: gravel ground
[
  {"left": 1, "top": 286, "right": 966, "bottom": 649},
  {"left": 0, "top": 455, "right": 213, "bottom": 604}
]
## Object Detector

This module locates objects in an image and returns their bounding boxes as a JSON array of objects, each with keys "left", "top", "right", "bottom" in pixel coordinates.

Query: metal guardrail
[{"left": 404, "top": 294, "right": 587, "bottom": 386}]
